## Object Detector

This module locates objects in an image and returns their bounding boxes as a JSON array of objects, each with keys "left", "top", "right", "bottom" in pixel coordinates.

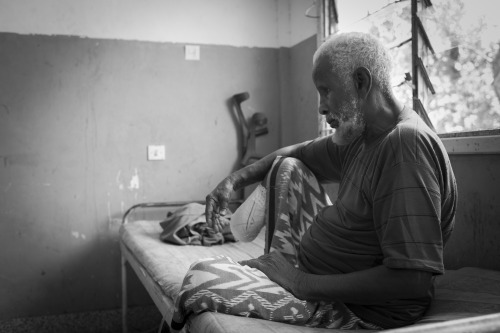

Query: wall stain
[
  {"left": 0, "top": 103, "right": 9, "bottom": 114},
  {"left": 128, "top": 168, "right": 140, "bottom": 190},
  {"left": 0, "top": 154, "right": 40, "bottom": 168},
  {"left": 116, "top": 170, "right": 124, "bottom": 190},
  {"left": 4, "top": 182, "right": 12, "bottom": 192}
]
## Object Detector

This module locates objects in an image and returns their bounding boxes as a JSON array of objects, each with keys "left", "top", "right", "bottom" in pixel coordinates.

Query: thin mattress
[{"left": 120, "top": 220, "right": 500, "bottom": 332}]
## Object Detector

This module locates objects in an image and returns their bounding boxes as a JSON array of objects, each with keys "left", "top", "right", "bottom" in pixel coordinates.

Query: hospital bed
[{"left": 120, "top": 201, "right": 500, "bottom": 333}]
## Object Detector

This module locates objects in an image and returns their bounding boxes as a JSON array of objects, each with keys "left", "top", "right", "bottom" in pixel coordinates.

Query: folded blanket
[{"left": 159, "top": 203, "right": 235, "bottom": 246}]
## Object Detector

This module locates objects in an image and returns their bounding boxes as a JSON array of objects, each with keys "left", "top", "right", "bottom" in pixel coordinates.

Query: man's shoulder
[
  {"left": 379, "top": 111, "right": 449, "bottom": 166},
  {"left": 389, "top": 111, "right": 443, "bottom": 147}
]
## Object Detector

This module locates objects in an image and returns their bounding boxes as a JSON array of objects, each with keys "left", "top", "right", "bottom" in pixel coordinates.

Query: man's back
[{"left": 296, "top": 107, "right": 457, "bottom": 328}]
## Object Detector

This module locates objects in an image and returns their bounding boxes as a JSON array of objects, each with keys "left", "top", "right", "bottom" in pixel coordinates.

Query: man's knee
[
  {"left": 272, "top": 157, "right": 309, "bottom": 175},
  {"left": 267, "top": 156, "right": 318, "bottom": 189}
]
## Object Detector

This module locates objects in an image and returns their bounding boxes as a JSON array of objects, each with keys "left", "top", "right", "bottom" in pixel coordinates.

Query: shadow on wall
[
  {"left": 444, "top": 190, "right": 500, "bottom": 271},
  {"left": 226, "top": 94, "right": 272, "bottom": 200},
  {"left": 443, "top": 154, "right": 500, "bottom": 271},
  {"left": 1, "top": 213, "right": 153, "bottom": 320},
  {"left": 0, "top": 31, "right": 283, "bottom": 320}
]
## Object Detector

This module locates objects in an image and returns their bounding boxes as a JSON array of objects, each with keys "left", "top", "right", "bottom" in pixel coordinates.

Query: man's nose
[{"left": 318, "top": 103, "right": 329, "bottom": 115}]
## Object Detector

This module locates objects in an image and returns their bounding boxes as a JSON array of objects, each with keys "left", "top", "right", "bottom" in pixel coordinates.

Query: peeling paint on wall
[
  {"left": 71, "top": 231, "right": 86, "bottom": 240},
  {"left": 108, "top": 218, "right": 122, "bottom": 230},
  {"left": 128, "top": 168, "right": 140, "bottom": 190},
  {"left": 116, "top": 170, "right": 124, "bottom": 190},
  {"left": 106, "top": 199, "right": 112, "bottom": 223},
  {"left": 0, "top": 32, "right": 284, "bottom": 320}
]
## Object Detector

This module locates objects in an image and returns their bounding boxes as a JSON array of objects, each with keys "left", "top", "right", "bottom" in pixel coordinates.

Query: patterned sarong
[{"left": 171, "top": 157, "right": 382, "bottom": 331}]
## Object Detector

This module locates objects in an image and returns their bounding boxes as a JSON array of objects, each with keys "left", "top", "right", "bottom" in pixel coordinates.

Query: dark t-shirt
[{"left": 296, "top": 109, "right": 457, "bottom": 328}]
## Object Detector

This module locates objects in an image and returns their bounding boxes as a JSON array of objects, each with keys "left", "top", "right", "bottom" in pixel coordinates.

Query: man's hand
[
  {"left": 240, "top": 251, "right": 304, "bottom": 298},
  {"left": 205, "top": 178, "right": 234, "bottom": 233},
  {"left": 205, "top": 143, "right": 306, "bottom": 233}
]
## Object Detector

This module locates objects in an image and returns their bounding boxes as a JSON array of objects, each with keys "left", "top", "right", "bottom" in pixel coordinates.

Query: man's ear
[{"left": 353, "top": 67, "right": 372, "bottom": 99}]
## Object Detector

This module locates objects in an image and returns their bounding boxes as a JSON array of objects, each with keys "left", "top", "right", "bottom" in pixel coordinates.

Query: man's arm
[
  {"left": 241, "top": 251, "right": 433, "bottom": 304},
  {"left": 206, "top": 141, "right": 309, "bottom": 232},
  {"left": 299, "top": 263, "right": 433, "bottom": 304}
]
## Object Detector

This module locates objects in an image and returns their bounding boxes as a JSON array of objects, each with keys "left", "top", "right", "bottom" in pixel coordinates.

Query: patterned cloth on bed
[
  {"left": 159, "top": 203, "right": 235, "bottom": 246},
  {"left": 171, "top": 157, "right": 383, "bottom": 331}
]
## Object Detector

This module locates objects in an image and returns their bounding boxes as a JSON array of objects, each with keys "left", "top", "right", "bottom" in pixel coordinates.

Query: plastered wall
[
  {"left": 0, "top": 33, "right": 284, "bottom": 318},
  {"left": 0, "top": 0, "right": 317, "bottom": 48},
  {"left": 8, "top": 0, "right": 499, "bottom": 322},
  {"left": 0, "top": 0, "right": 319, "bottom": 320},
  {"left": 279, "top": 35, "right": 319, "bottom": 146},
  {"left": 444, "top": 154, "right": 500, "bottom": 271}
]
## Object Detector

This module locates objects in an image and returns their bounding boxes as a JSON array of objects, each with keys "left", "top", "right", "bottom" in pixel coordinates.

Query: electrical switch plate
[
  {"left": 147, "top": 145, "right": 165, "bottom": 161},
  {"left": 185, "top": 45, "right": 200, "bottom": 61}
]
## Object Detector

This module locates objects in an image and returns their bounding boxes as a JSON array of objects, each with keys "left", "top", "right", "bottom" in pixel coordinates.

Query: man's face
[{"left": 313, "top": 57, "right": 366, "bottom": 145}]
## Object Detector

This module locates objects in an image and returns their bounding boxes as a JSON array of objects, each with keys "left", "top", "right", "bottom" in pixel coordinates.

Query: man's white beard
[
  {"left": 332, "top": 117, "right": 365, "bottom": 145},
  {"left": 331, "top": 99, "right": 366, "bottom": 146}
]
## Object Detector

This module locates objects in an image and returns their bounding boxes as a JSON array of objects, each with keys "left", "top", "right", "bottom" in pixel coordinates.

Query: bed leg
[{"left": 122, "top": 255, "right": 128, "bottom": 333}]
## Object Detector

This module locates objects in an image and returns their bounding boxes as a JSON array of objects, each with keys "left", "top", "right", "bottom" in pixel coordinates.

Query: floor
[{"left": 0, "top": 305, "right": 169, "bottom": 333}]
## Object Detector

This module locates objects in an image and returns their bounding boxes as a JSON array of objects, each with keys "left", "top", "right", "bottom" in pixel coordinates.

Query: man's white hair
[{"left": 313, "top": 32, "right": 393, "bottom": 96}]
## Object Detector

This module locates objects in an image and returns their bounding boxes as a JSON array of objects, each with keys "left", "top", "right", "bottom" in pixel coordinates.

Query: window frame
[
  {"left": 321, "top": 0, "right": 500, "bottom": 155},
  {"left": 439, "top": 129, "right": 500, "bottom": 154}
]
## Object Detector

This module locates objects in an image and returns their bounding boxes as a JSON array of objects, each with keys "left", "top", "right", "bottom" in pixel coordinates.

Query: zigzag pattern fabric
[
  {"left": 171, "top": 255, "right": 316, "bottom": 330},
  {"left": 171, "top": 157, "right": 381, "bottom": 331},
  {"left": 264, "top": 156, "right": 332, "bottom": 263}
]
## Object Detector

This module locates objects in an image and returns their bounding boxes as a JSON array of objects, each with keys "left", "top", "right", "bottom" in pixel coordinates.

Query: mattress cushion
[
  {"left": 120, "top": 220, "right": 265, "bottom": 300},
  {"left": 418, "top": 267, "right": 500, "bottom": 324},
  {"left": 121, "top": 221, "right": 500, "bottom": 333}
]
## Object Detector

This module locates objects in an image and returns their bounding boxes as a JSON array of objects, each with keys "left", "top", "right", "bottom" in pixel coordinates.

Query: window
[
  {"left": 420, "top": 0, "right": 500, "bottom": 134},
  {"left": 319, "top": 0, "right": 500, "bottom": 147}
]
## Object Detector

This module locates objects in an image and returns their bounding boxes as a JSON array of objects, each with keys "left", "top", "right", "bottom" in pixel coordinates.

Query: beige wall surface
[
  {"left": 444, "top": 154, "right": 500, "bottom": 271},
  {"left": 5, "top": 0, "right": 499, "bottom": 324},
  {"left": 0, "top": 2, "right": 320, "bottom": 319},
  {"left": 0, "top": 0, "right": 317, "bottom": 48},
  {"left": 0, "top": 33, "right": 287, "bottom": 318},
  {"left": 280, "top": 35, "right": 319, "bottom": 146}
]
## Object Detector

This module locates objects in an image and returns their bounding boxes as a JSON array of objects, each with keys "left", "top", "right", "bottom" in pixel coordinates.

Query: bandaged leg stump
[{"left": 230, "top": 184, "right": 267, "bottom": 242}]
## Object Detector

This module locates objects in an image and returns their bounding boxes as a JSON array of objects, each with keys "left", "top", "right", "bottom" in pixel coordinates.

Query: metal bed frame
[
  {"left": 120, "top": 200, "right": 242, "bottom": 333},
  {"left": 121, "top": 201, "right": 204, "bottom": 333},
  {"left": 119, "top": 201, "right": 500, "bottom": 333}
]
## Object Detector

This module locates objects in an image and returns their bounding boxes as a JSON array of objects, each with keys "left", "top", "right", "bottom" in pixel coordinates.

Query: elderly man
[{"left": 173, "top": 32, "right": 457, "bottom": 331}]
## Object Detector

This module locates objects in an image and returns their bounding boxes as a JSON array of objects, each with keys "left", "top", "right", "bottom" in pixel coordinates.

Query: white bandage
[{"left": 230, "top": 184, "right": 267, "bottom": 242}]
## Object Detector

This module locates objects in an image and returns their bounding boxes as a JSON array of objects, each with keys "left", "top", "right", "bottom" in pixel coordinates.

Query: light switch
[
  {"left": 147, "top": 145, "right": 165, "bottom": 161},
  {"left": 185, "top": 45, "right": 200, "bottom": 61}
]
